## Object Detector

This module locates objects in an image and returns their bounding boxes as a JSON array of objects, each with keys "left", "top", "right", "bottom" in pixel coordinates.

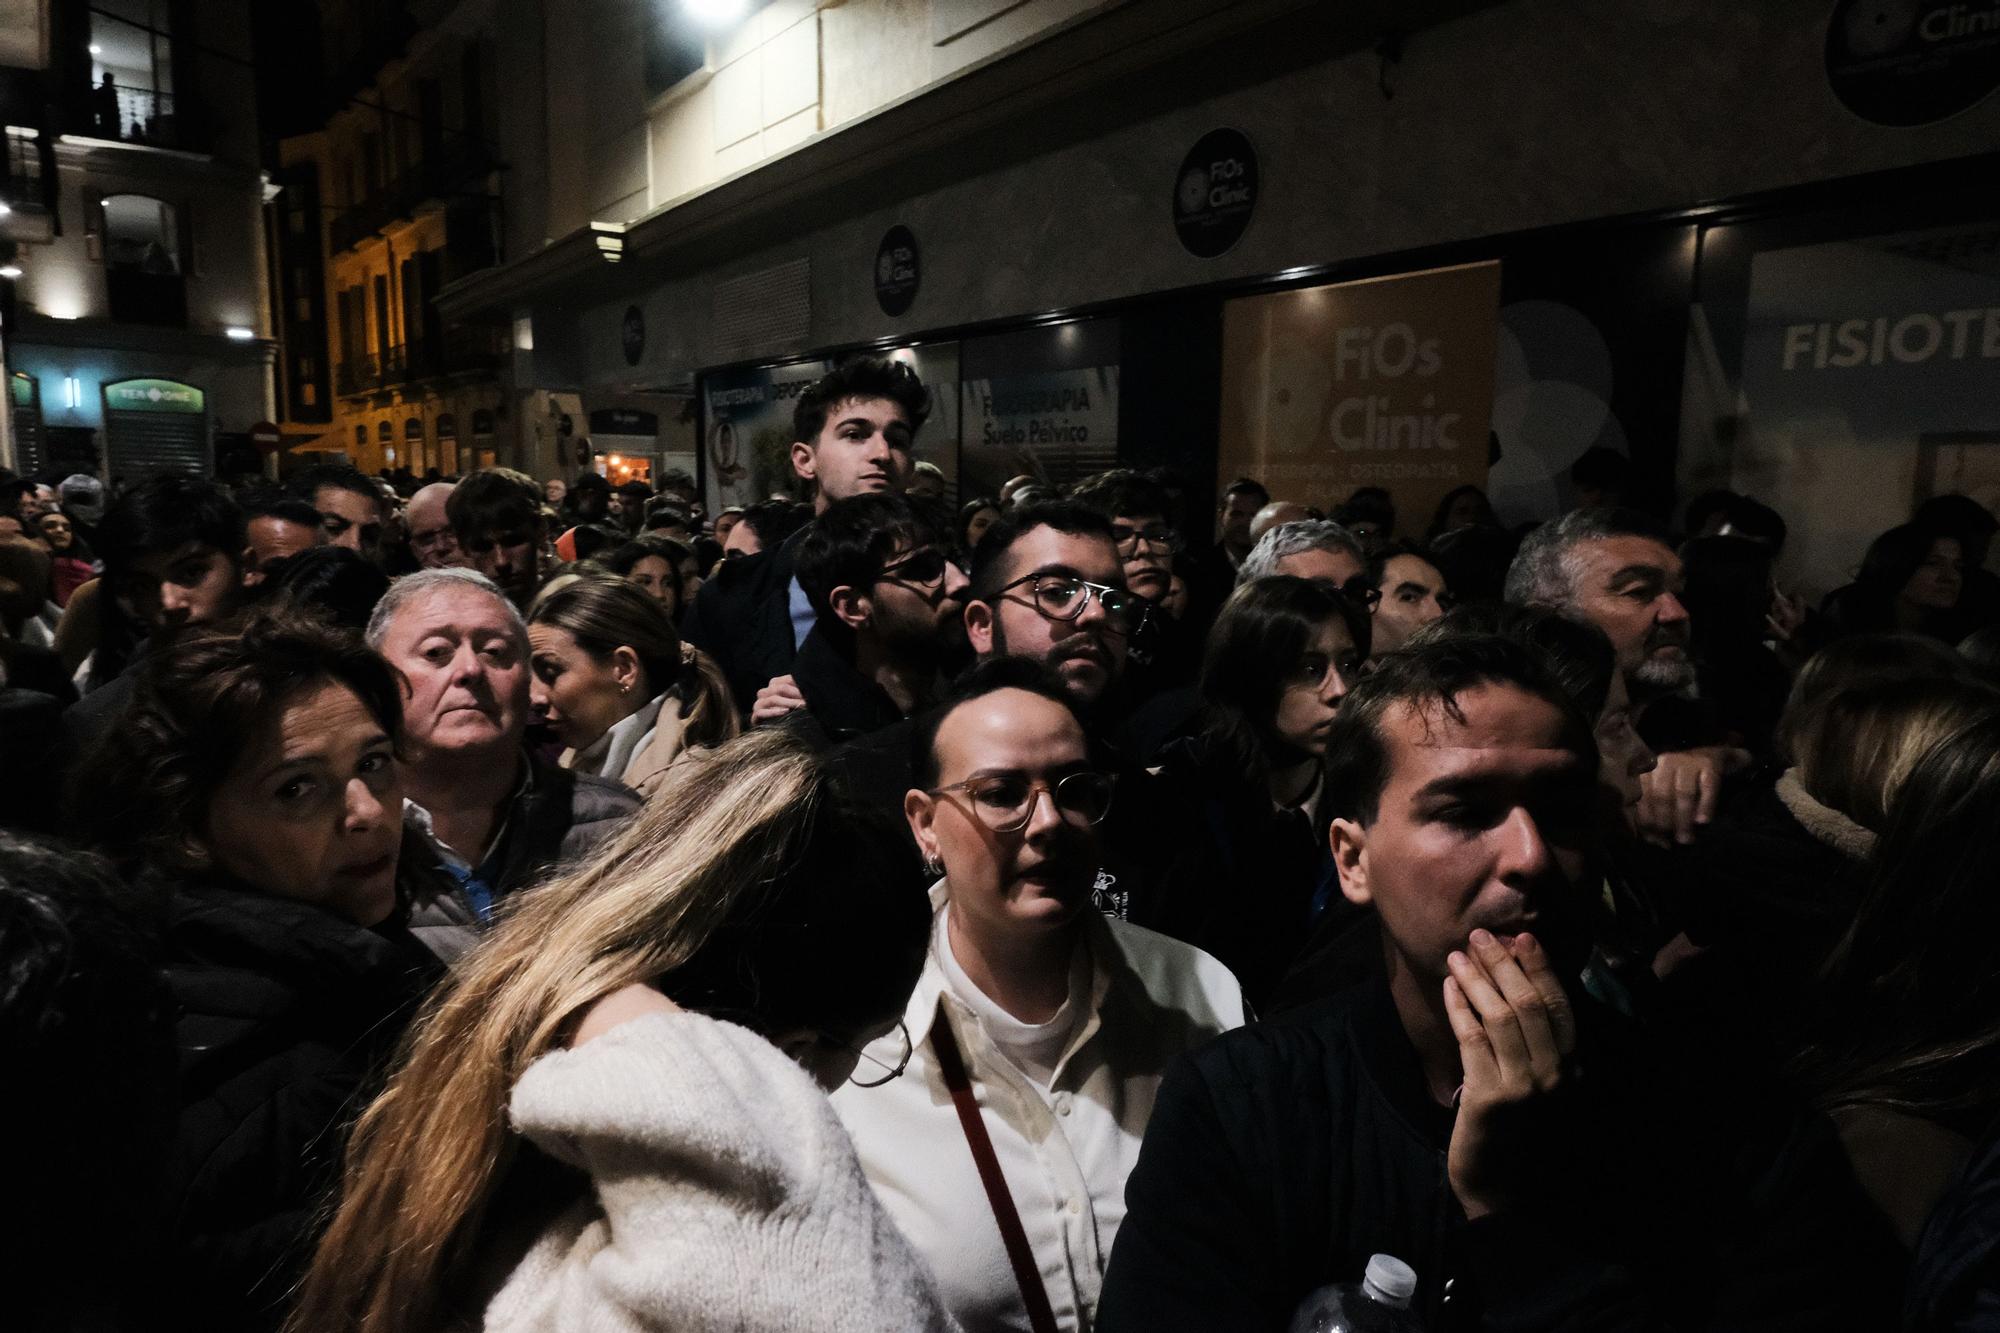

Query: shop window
[
  {"left": 102, "top": 193, "right": 186, "bottom": 327},
  {"left": 1683, "top": 205, "right": 2000, "bottom": 603}
]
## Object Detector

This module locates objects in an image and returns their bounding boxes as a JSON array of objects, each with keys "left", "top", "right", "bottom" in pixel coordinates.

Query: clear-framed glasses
[
  {"left": 845, "top": 1020, "right": 914, "bottom": 1088},
  {"left": 997, "top": 572, "right": 1149, "bottom": 635},
  {"left": 929, "top": 770, "right": 1117, "bottom": 833},
  {"left": 878, "top": 547, "right": 966, "bottom": 591},
  {"left": 1285, "top": 648, "right": 1364, "bottom": 693},
  {"left": 1111, "top": 523, "right": 1182, "bottom": 556}
]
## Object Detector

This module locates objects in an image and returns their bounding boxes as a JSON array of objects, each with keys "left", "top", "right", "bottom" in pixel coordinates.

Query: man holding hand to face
[{"left": 1095, "top": 636, "right": 1902, "bottom": 1331}]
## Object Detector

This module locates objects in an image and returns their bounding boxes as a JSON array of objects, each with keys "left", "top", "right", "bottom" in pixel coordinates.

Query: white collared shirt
[{"left": 831, "top": 881, "right": 1246, "bottom": 1333}]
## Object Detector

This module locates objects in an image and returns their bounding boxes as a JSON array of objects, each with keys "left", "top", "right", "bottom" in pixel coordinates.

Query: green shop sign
[
  {"left": 103, "top": 378, "right": 206, "bottom": 414},
  {"left": 10, "top": 373, "right": 33, "bottom": 408}
]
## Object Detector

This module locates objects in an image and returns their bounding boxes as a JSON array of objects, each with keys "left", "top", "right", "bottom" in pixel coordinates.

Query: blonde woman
[
  {"left": 527, "top": 575, "right": 740, "bottom": 796},
  {"left": 288, "top": 730, "right": 948, "bottom": 1333}
]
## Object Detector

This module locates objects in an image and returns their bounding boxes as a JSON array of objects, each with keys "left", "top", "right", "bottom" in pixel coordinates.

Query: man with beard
[
  {"left": 1096, "top": 636, "right": 1903, "bottom": 1331},
  {"left": 64, "top": 476, "right": 248, "bottom": 753},
  {"left": 787, "top": 493, "right": 969, "bottom": 748},
  {"left": 1505, "top": 508, "right": 1741, "bottom": 846}
]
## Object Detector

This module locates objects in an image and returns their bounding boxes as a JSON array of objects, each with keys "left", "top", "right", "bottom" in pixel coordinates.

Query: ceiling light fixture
[{"left": 685, "top": 0, "right": 748, "bottom": 25}]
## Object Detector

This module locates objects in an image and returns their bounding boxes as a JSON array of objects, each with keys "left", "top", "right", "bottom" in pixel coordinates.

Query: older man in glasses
[{"left": 787, "top": 493, "right": 970, "bottom": 749}]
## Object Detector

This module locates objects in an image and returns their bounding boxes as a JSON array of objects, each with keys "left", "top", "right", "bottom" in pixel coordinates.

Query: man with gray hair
[
  {"left": 366, "top": 567, "right": 638, "bottom": 959},
  {"left": 1504, "top": 508, "right": 1744, "bottom": 844},
  {"left": 1238, "top": 519, "right": 1370, "bottom": 593}
]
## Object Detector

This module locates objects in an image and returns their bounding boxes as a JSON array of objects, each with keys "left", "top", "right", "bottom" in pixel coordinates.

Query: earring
[{"left": 923, "top": 855, "right": 943, "bottom": 878}]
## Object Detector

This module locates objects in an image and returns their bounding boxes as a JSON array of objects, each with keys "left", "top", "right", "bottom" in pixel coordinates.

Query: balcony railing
[
  {"left": 83, "top": 85, "right": 199, "bottom": 152},
  {"left": 327, "top": 139, "right": 495, "bottom": 254},
  {"left": 336, "top": 328, "right": 506, "bottom": 397}
]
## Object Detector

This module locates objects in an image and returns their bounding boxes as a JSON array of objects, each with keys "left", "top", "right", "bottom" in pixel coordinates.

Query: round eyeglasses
[
  {"left": 996, "top": 572, "right": 1149, "bottom": 635},
  {"left": 929, "top": 770, "right": 1116, "bottom": 833},
  {"left": 845, "top": 1019, "right": 914, "bottom": 1088}
]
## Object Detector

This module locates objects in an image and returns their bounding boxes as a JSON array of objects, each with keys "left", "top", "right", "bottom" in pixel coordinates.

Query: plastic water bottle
[{"left": 1287, "top": 1254, "right": 1422, "bottom": 1333}]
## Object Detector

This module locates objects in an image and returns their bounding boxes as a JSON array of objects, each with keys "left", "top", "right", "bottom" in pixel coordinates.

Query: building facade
[
  {"left": 264, "top": 0, "right": 511, "bottom": 479},
  {"left": 2, "top": 0, "right": 274, "bottom": 484}
]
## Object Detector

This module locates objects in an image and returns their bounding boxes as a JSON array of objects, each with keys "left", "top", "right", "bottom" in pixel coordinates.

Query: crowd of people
[{"left": 3, "top": 354, "right": 1999, "bottom": 1331}]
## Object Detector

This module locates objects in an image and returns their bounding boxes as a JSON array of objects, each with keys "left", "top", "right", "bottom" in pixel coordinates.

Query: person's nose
[
  {"left": 528, "top": 675, "right": 551, "bottom": 716},
  {"left": 1320, "top": 665, "right": 1350, "bottom": 707},
  {"left": 1021, "top": 783, "right": 1064, "bottom": 841},
  {"left": 159, "top": 581, "right": 192, "bottom": 615},
  {"left": 942, "top": 561, "right": 970, "bottom": 602},
  {"left": 332, "top": 528, "right": 361, "bottom": 553},
  {"left": 1629, "top": 742, "right": 1659, "bottom": 781},
  {"left": 1493, "top": 806, "right": 1554, "bottom": 885},
  {"left": 343, "top": 777, "right": 388, "bottom": 835},
  {"left": 1656, "top": 591, "right": 1690, "bottom": 625}
]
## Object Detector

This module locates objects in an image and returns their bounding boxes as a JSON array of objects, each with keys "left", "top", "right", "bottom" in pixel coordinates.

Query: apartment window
[
  {"left": 90, "top": 0, "right": 176, "bottom": 143},
  {"left": 103, "top": 193, "right": 187, "bottom": 327}
]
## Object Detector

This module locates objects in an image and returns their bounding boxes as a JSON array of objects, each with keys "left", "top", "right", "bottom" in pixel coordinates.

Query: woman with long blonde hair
[{"left": 288, "top": 729, "right": 944, "bottom": 1333}]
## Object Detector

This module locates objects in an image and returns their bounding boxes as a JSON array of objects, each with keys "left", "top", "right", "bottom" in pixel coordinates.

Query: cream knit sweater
[{"left": 483, "top": 1010, "right": 958, "bottom": 1332}]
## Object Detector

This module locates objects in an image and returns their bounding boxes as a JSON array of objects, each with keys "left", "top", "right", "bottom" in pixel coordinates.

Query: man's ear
[
  {"left": 963, "top": 599, "right": 996, "bottom": 656},
  {"left": 1330, "top": 817, "right": 1372, "bottom": 908},
  {"left": 790, "top": 440, "right": 817, "bottom": 485},
  {"left": 828, "top": 584, "right": 870, "bottom": 633}
]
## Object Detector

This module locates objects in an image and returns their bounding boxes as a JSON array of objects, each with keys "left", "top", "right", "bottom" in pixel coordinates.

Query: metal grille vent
[{"left": 712, "top": 258, "right": 812, "bottom": 361}]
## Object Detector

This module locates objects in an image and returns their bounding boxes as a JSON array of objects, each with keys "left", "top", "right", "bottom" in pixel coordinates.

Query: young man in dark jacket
[
  {"left": 682, "top": 356, "right": 930, "bottom": 715},
  {"left": 1096, "top": 635, "right": 1903, "bottom": 1331},
  {"left": 785, "top": 492, "right": 967, "bottom": 749}
]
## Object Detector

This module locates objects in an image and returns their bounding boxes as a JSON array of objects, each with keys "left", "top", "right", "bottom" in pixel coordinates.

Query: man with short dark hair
[
  {"left": 242, "top": 498, "right": 327, "bottom": 585},
  {"left": 1215, "top": 477, "right": 1268, "bottom": 573},
  {"left": 287, "top": 462, "right": 388, "bottom": 565},
  {"left": 65, "top": 476, "right": 249, "bottom": 752},
  {"left": 1097, "top": 635, "right": 1902, "bottom": 1331},
  {"left": 1368, "top": 540, "right": 1450, "bottom": 658},
  {"left": 446, "top": 469, "right": 549, "bottom": 610},
  {"left": 787, "top": 493, "right": 968, "bottom": 747},
  {"left": 684, "top": 356, "right": 931, "bottom": 714}
]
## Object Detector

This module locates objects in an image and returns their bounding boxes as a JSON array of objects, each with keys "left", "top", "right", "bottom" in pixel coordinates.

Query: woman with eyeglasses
[
  {"left": 1140, "top": 575, "right": 1371, "bottom": 1010},
  {"left": 830, "top": 657, "right": 1245, "bottom": 1333},
  {"left": 527, "top": 574, "right": 739, "bottom": 797},
  {"left": 290, "top": 729, "right": 951, "bottom": 1333}
]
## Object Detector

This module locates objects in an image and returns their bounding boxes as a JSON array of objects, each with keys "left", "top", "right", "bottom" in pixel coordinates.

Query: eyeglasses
[
  {"left": 1111, "top": 523, "right": 1182, "bottom": 556},
  {"left": 878, "top": 547, "right": 966, "bottom": 590},
  {"left": 996, "top": 572, "right": 1149, "bottom": 634},
  {"left": 844, "top": 1020, "right": 913, "bottom": 1088},
  {"left": 1286, "top": 649, "right": 1364, "bottom": 692},
  {"left": 929, "top": 770, "right": 1117, "bottom": 833}
]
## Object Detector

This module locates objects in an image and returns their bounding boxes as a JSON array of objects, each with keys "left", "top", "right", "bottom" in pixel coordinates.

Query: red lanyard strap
[{"left": 930, "top": 1012, "right": 1064, "bottom": 1333}]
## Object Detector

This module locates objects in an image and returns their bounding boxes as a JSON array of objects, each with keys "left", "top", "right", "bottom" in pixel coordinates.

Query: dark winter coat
[
  {"left": 680, "top": 530, "right": 805, "bottom": 712},
  {"left": 1097, "top": 976, "right": 1905, "bottom": 1332},
  {"left": 160, "top": 878, "right": 442, "bottom": 1332}
]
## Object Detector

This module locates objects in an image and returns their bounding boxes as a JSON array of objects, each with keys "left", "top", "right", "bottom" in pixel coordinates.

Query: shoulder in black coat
[
  {"left": 680, "top": 531, "right": 804, "bottom": 712},
  {"left": 161, "top": 879, "right": 441, "bottom": 1332}
]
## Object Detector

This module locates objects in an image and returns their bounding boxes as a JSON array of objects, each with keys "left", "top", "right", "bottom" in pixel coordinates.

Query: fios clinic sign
[
  {"left": 104, "top": 378, "right": 206, "bottom": 414},
  {"left": 1827, "top": 0, "right": 2000, "bottom": 127}
]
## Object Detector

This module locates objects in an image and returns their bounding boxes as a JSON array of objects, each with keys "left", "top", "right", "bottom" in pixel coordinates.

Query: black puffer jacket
[
  {"left": 161, "top": 879, "right": 441, "bottom": 1332},
  {"left": 1097, "top": 977, "right": 1904, "bottom": 1332}
]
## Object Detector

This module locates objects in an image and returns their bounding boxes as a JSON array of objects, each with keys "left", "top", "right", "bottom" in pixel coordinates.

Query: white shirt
[{"left": 832, "top": 881, "right": 1246, "bottom": 1333}]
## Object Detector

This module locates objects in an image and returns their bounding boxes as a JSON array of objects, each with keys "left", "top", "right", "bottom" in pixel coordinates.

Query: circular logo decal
[{"left": 1172, "top": 128, "right": 1259, "bottom": 259}]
